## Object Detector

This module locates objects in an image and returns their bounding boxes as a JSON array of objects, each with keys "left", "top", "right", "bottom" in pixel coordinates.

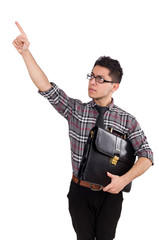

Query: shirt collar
[{"left": 90, "top": 98, "right": 114, "bottom": 110}]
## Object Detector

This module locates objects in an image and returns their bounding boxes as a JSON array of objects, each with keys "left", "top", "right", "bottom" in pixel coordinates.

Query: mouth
[{"left": 89, "top": 88, "right": 96, "bottom": 92}]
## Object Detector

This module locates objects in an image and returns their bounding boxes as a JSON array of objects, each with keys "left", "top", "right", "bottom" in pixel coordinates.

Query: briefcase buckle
[
  {"left": 90, "top": 131, "right": 94, "bottom": 138},
  {"left": 110, "top": 156, "right": 119, "bottom": 165}
]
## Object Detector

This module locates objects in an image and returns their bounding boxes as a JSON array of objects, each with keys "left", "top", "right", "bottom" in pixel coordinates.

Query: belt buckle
[{"left": 90, "top": 183, "right": 103, "bottom": 191}]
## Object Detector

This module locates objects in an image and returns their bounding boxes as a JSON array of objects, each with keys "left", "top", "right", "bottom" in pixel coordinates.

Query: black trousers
[{"left": 67, "top": 181, "right": 123, "bottom": 240}]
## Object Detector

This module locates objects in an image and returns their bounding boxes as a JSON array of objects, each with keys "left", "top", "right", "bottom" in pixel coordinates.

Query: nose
[{"left": 90, "top": 77, "right": 97, "bottom": 85}]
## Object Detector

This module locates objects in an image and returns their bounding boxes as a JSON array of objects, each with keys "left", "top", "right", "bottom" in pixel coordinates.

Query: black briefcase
[{"left": 78, "top": 126, "right": 136, "bottom": 192}]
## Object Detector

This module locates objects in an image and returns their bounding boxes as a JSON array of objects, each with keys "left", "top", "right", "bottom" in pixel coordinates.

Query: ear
[{"left": 112, "top": 83, "right": 119, "bottom": 92}]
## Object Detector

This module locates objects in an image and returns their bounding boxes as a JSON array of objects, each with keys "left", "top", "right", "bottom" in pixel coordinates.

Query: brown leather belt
[{"left": 72, "top": 174, "right": 103, "bottom": 191}]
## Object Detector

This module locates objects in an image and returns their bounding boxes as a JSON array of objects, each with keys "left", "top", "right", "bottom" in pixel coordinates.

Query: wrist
[
  {"left": 121, "top": 173, "right": 131, "bottom": 186},
  {"left": 21, "top": 49, "right": 30, "bottom": 57}
]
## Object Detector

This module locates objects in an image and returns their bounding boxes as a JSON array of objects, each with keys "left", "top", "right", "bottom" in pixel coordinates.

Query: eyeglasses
[{"left": 87, "top": 73, "right": 118, "bottom": 84}]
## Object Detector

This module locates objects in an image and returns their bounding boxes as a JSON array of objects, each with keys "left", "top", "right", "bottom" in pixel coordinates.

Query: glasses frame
[{"left": 87, "top": 73, "right": 118, "bottom": 84}]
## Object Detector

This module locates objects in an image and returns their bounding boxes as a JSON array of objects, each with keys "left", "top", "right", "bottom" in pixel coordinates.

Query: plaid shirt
[{"left": 38, "top": 82, "right": 153, "bottom": 176}]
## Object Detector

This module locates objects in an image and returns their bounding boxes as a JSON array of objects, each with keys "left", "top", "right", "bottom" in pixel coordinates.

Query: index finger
[
  {"left": 103, "top": 183, "right": 112, "bottom": 192},
  {"left": 15, "top": 21, "right": 26, "bottom": 35}
]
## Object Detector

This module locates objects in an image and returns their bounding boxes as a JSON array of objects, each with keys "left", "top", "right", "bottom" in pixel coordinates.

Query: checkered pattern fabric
[{"left": 38, "top": 82, "right": 153, "bottom": 176}]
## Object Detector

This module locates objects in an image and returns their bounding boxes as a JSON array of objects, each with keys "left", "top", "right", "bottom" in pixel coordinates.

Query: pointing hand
[{"left": 12, "top": 22, "right": 30, "bottom": 54}]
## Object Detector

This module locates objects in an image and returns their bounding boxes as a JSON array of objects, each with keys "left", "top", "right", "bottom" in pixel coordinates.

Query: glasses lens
[
  {"left": 87, "top": 74, "right": 92, "bottom": 80},
  {"left": 96, "top": 76, "right": 104, "bottom": 83}
]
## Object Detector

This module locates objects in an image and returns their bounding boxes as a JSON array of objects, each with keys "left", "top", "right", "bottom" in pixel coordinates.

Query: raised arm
[{"left": 12, "top": 21, "right": 52, "bottom": 91}]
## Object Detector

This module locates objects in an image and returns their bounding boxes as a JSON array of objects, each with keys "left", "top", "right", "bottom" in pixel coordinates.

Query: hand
[
  {"left": 103, "top": 172, "right": 126, "bottom": 194},
  {"left": 12, "top": 21, "right": 30, "bottom": 54}
]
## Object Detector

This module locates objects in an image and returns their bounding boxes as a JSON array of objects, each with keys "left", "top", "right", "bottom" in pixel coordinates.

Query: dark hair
[{"left": 93, "top": 56, "right": 123, "bottom": 83}]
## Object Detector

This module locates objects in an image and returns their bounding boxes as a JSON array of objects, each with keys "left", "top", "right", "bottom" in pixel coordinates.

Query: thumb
[{"left": 107, "top": 172, "right": 114, "bottom": 178}]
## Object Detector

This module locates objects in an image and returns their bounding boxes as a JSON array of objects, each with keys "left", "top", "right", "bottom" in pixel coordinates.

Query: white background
[{"left": 0, "top": 0, "right": 158, "bottom": 239}]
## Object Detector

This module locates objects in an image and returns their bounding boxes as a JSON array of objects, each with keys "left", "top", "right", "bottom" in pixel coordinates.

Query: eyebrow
[{"left": 91, "top": 71, "right": 105, "bottom": 79}]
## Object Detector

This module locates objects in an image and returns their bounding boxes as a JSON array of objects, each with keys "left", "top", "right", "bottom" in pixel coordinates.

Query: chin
[
  {"left": 88, "top": 91, "right": 96, "bottom": 98},
  {"left": 88, "top": 94, "right": 94, "bottom": 99}
]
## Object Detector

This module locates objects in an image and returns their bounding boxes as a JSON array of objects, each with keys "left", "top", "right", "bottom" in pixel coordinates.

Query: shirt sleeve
[
  {"left": 38, "top": 82, "right": 80, "bottom": 121},
  {"left": 128, "top": 117, "right": 154, "bottom": 164}
]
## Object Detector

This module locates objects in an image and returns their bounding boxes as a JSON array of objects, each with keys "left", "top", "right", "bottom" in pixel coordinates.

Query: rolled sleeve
[
  {"left": 128, "top": 117, "right": 154, "bottom": 164},
  {"left": 38, "top": 82, "right": 79, "bottom": 121},
  {"left": 38, "top": 82, "right": 56, "bottom": 98}
]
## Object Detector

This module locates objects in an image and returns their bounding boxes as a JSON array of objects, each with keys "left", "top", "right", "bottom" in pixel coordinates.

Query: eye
[{"left": 96, "top": 76, "right": 104, "bottom": 83}]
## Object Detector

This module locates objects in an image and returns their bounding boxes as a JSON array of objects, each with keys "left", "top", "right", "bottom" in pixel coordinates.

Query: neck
[{"left": 94, "top": 97, "right": 112, "bottom": 107}]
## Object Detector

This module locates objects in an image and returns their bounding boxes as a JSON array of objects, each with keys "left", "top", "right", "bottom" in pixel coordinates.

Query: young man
[{"left": 13, "top": 22, "right": 153, "bottom": 240}]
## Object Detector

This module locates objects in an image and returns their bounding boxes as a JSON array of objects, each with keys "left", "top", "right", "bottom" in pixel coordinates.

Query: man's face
[{"left": 88, "top": 65, "right": 119, "bottom": 105}]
